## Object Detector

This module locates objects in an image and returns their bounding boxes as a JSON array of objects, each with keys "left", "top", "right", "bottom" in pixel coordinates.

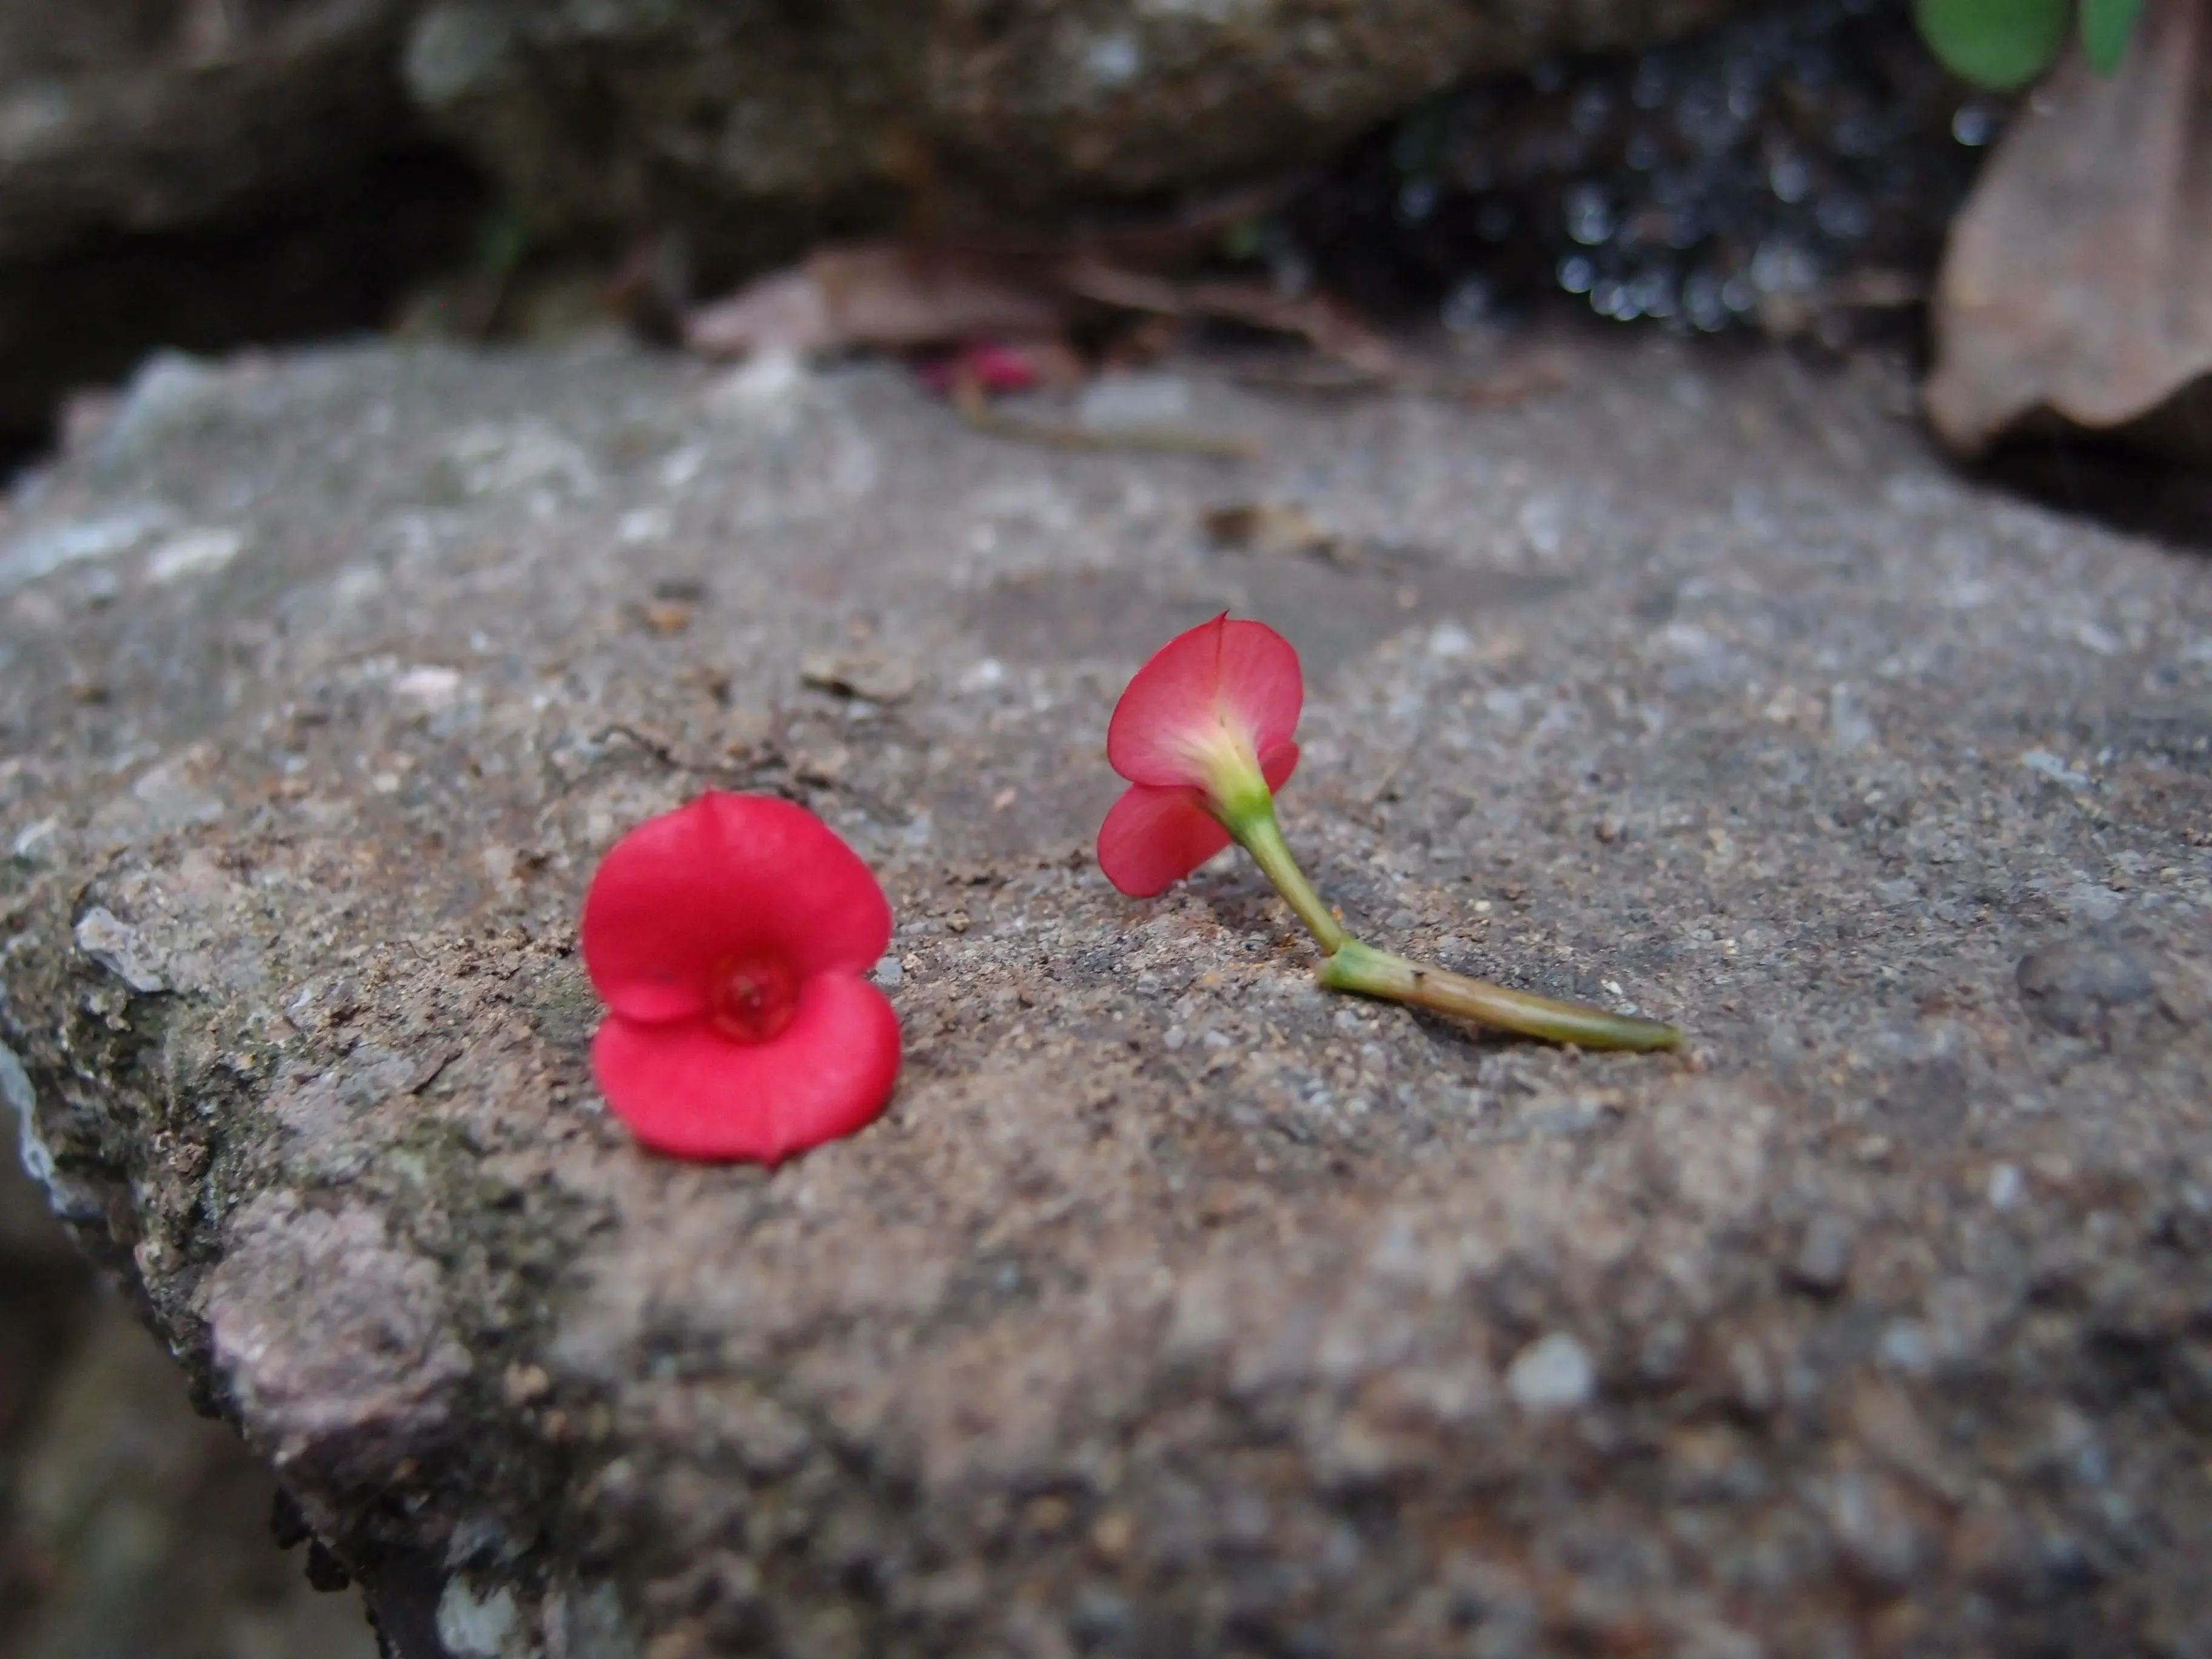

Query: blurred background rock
[
  {"left": 1, "top": 0, "right": 1865, "bottom": 469},
  {"left": 0, "top": 0, "right": 2022, "bottom": 471}
]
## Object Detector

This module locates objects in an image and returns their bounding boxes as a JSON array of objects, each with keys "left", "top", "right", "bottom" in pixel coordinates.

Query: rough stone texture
[
  {"left": 0, "top": 0, "right": 471, "bottom": 442},
  {"left": 0, "top": 0, "right": 418, "bottom": 263},
  {"left": 1, "top": 330, "right": 2210, "bottom": 1658},
  {"left": 404, "top": 0, "right": 1741, "bottom": 270}
]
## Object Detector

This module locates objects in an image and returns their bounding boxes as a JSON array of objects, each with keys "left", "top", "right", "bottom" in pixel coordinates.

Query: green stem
[
  {"left": 1221, "top": 801, "right": 1348, "bottom": 954},
  {"left": 1318, "top": 939, "right": 1682, "bottom": 1052}
]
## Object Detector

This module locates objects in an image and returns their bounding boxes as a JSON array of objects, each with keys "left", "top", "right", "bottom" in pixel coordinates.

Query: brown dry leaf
[
  {"left": 685, "top": 244, "right": 1070, "bottom": 359},
  {"left": 683, "top": 206, "right": 1399, "bottom": 386},
  {"left": 1925, "top": 0, "right": 2212, "bottom": 459}
]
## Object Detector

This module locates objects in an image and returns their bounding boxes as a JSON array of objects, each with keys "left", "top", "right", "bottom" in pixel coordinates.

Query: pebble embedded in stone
[
  {"left": 436, "top": 1578, "right": 521, "bottom": 1658},
  {"left": 72, "top": 905, "right": 166, "bottom": 993},
  {"left": 144, "top": 526, "right": 245, "bottom": 584},
  {"left": 1788, "top": 1213, "right": 1853, "bottom": 1295},
  {"left": 1506, "top": 1332, "right": 1595, "bottom": 1412},
  {"left": 802, "top": 651, "right": 918, "bottom": 704},
  {"left": 0, "top": 504, "right": 176, "bottom": 594},
  {"left": 1427, "top": 621, "right": 1472, "bottom": 659},
  {"left": 392, "top": 665, "right": 464, "bottom": 708},
  {"left": 1986, "top": 1163, "right": 2024, "bottom": 1210},
  {"left": 2020, "top": 749, "right": 2090, "bottom": 788},
  {"left": 2016, "top": 933, "right": 2160, "bottom": 1042}
]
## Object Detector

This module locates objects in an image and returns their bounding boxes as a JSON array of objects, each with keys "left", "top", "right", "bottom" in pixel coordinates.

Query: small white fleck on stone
[
  {"left": 711, "top": 347, "right": 806, "bottom": 413},
  {"left": 871, "top": 954, "right": 903, "bottom": 990},
  {"left": 73, "top": 906, "right": 166, "bottom": 993},
  {"left": 2020, "top": 749, "right": 2090, "bottom": 788},
  {"left": 957, "top": 658, "right": 1005, "bottom": 694},
  {"left": 1427, "top": 622, "right": 1472, "bottom": 659},
  {"left": 0, "top": 503, "right": 175, "bottom": 593},
  {"left": 1986, "top": 1163, "right": 2023, "bottom": 1210},
  {"left": 659, "top": 445, "right": 705, "bottom": 489},
  {"left": 1084, "top": 31, "right": 1142, "bottom": 86},
  {"left": 2072, "top": 620, "right": 2121, "bottom": 657},
  {"left": 1877, "top": 1319, "right": 1932, "bottom": 1375},
  {"left": 435, "top": 1578, "right": 520, "bottom": 1658},
  {"left": 1507, "top": 1332, "right": 1594, "bottom": 1412},
  {"left": 1828, "top": 683, "right": 1875, "bottom": 752},
  {"left": 10, "top": 816, "right": 59, "bottom": 861},
  {"left": 145, "top": 526, "right": 245, "bottom": 584},
  {"left": 393, "top": 665, "right": 463, "bottom": 706},
  {"left": 616, "top": 507, "right": 671, "bottom": 546},
  {"left": 1517, "top": 495, "right": 1564, "bottom": 556},
  {"left": 332, "top": 565, "right": 384, "bottom": 608}
]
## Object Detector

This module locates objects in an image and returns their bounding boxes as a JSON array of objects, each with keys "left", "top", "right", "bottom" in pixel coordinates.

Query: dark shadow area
[
  {"left": 0, "top": 144, "right": 487, "bottom": 479},
  {"left": 1976, "top": 436, "right": 2212, "bottom": 556}
]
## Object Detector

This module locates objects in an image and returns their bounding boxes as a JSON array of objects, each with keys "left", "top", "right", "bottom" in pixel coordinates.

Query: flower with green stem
[{"left": 1096, "top": 614, "right": 1680, "bottom": 1053}]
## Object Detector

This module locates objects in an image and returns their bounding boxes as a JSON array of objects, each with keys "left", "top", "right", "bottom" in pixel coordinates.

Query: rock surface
[
  {"left": 404, "top": 0, "right": 1740, "bottom": 270},
  {"left": 2, "top": 330, "right": 2210, "bottom": 1657},
  {"left": 0, "top": 0, "right": 418, "bottom": 262},
  {"left": 0, "top": 0, "right": 469, "bottom": 443}
]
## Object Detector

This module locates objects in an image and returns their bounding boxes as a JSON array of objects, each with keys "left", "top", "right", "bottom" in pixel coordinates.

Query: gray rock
[
  {"left": 1, "top": 329, "right": 2209, "bottom": 1655},
  {"left": 0, "top": 0, "right": 415, "bottom": 264},
  {"left": 1505, "top": 1332, "right": 1595, "bottom": 1413},
  {"left": 72, "top": 905, "right": 167, "bottom": 994},
  {"left": 404, "top": 0, "right": 1742, "bottom": 269},
  {"left": 1787, "top": 1212, "right": 1853, "bottom": 1295},
  {"left": 2015, "top": 929, "right": 2173, "bottom": 1048},
  {"left": 0, "top": 2, "right": 462, "bottom": 439}
]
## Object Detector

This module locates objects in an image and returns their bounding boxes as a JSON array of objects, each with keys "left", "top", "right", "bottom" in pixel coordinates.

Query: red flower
[
  {"left": 1097, "top": 614, "right": 1302, "bottom": 897},
  {"left": 916, "top": 340, "right": 1044, "bottom": 397},
  {"left": 580, "top": 793, "right": 900, "bottom": 1162}
]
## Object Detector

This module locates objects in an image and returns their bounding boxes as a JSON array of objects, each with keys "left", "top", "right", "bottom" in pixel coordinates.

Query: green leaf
[
  {"left": 2080, "top": 0, "right": 2143, "bottom": 73},
  {"left": 1914, "top": 0, "right": 2070, "bottom": 88}
]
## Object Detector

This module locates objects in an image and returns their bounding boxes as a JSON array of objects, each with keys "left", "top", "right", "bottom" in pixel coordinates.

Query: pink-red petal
[
  {"left": 1106, "top": 615, "right": 1304, "bottom": 789},
  {"left": 1095, "top": 742, "right": 1300, "bottom": 898},
  {"left": 1097, "top": 783, "right": 1228, "bottom": 897},
  {"left": 591, "top": 974, "right": 902, "bottom": 1163},
  {"left": 581, "top": 793, "right": 892, "bottom": 1024}
]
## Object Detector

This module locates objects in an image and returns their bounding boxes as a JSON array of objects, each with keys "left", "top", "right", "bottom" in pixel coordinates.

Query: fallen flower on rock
[
  {"left": 1098, "top": 614, "right": 1681, "bottom": 1051},
  {"left": 580, "top": 792, "right": 900, "bottom": 1161}
]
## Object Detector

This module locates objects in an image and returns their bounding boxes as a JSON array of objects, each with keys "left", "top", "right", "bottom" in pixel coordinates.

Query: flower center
[{"left": 707, "top": 952, "right": 800, "bottom": 1043}]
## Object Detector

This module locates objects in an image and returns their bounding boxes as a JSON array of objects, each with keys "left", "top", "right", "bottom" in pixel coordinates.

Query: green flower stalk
[{"left": 1097, "top": 614, "right": 1683, "bottom": 1053}]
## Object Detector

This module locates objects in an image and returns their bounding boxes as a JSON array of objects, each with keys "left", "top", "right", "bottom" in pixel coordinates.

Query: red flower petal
[
  {"left": 1096, "top": 743, "right": 1298, "bottom": 897},
  {"left": 916, "top": 340, "right": 1042, "bottom": 397},
  {"left": 581, "top": 793, "right": 892, "bottom": 1024},
  {"left": 592, "top": 975, "right": 902, "bottom": 1163},
  {"left": 1106, "top": 614, "right": 1302, "bottom": 789},
  {"left": 1097, "top": 784, "right": 1228, "bottom": 898}
]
